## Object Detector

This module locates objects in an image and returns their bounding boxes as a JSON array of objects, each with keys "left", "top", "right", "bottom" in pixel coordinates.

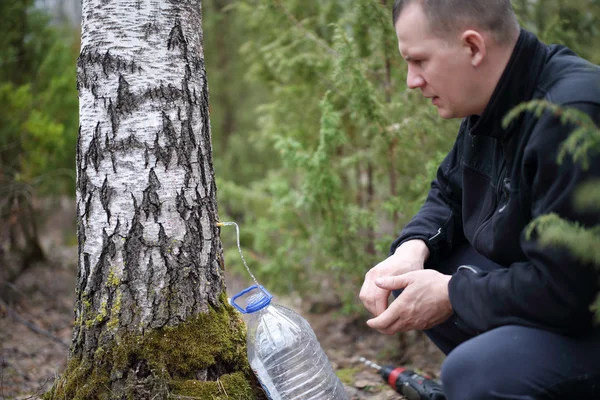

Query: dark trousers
[{"left": 394, "top": 244, "right": 600, "bottom": 400}]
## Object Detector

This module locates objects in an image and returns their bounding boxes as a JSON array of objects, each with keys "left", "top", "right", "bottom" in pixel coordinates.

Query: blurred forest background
[{"left": 0, "top": 0, "right": 599, "bottom": 398}]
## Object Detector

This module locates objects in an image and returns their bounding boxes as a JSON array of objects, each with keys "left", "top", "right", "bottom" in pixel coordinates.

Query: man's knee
[
  {"left": 440, "top": 340, "right": 503, "bottom": 400},
  {"left": 440, "top": 326, "right": 541, "bottom": 400}
]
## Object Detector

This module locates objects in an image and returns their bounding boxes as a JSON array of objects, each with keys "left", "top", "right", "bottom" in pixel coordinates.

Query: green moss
[
  {"left": 47, "top": 357, "right": 109, "bottom": 400},
  {"left": 96, "top": 300, "right": 107, "bottom": 322},
  {"left": 84, "top": 299, "right": 108, "bottom": 328},
  {"left": 107, "top": 292, "right": 122, "bottom": 330},
  {"left": 336, "top": 367, "right": 359, "bottom": 385},
  {"left": 46, "top": 294, "right": 257, "bottom": 400},
  {"left": 172, "top": 372, "right": 254, "bottom": 399},
  {"left": 108, "top": 268, "right": 120, "bottom": 287},
  {"left": 135, "top": 297, "right": 248, "bottom": 376}
]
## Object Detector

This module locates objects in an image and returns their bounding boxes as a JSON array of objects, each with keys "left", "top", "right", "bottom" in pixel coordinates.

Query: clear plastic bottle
[{"left": 231, "top": 285, "right": 348, "bottom": 400}]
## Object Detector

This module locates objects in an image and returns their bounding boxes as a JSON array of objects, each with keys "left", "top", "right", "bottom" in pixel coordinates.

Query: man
[{"left": 359, "top": 1, "right": 600, "bottom": 399}]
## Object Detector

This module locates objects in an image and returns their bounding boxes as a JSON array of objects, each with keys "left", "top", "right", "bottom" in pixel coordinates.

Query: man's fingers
[
  {"left": 373, "top": 289, "right": 390, "bottom": 316},
  {"left": 359, "top": 284, "right": 376, "bottom": 315},
  {"left": 375, "top": 274, "right": 410, "bottom": 290},
  {"left": 360, "top": 280, "right": 390, "bottom": 317},
  {"left": 366, "top": 301, "right": 403, "bottom": 332}
]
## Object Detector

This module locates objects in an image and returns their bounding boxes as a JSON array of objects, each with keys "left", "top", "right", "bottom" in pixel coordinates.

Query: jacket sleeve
[
  {"left": 389, "top": 127, "right": 466, "bottom": 268},
  {"left": 449, "top": 103, "right": 600, "bottom": 335}
]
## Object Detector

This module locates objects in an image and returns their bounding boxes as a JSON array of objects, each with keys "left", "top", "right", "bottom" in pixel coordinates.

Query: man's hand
[
  {"left": 366, "top": 270, "right": 453, "bottom": 335},
  {"left": 359, "top": 240, "right": 429, "bottom": 317}
]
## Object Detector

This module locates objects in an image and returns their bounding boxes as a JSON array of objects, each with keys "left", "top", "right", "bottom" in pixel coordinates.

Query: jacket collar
[{"left": 468, "top": 29, "right": 547, "bottom": 140}]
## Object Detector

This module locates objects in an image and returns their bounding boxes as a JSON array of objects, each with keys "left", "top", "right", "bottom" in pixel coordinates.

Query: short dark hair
[{"left": 392, "top": 0, "right": 520, "bottom": 45}]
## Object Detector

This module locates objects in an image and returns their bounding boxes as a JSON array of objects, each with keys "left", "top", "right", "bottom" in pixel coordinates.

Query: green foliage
[
  {"left": 503, "top": 100, "right": 600, "bottom": 170},
  {"left": 525, "top": 214, "right": 600, "bottom": 266},
  {"left": 205, "top": 0, "right": 600, "bottom": 313},
  {"left": 0, "top": 2, "right": 78, "bottom": 195},
  {"left": 507, "top": 100, "right": 600, "bottom": 321},
  {"left": 209, "top": 0, "right": 456, "bottom": 312},
  {"left": 513, "top": 0, "right": 600, "bottom": 64}
]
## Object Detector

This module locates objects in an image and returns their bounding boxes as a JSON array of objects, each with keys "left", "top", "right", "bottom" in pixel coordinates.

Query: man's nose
[{"left": 406, "top": 67, "right": 425, "bottom": 89}]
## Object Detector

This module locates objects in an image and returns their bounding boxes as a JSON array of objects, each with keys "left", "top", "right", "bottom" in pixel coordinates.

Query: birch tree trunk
[{"left": 47, "top": 1, "right": 256, "bottom": 399}]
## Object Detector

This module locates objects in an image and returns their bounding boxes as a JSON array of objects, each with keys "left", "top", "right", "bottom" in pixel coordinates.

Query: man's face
[{"left": 395, "top": 4, "right": 478, "bottom": 119}]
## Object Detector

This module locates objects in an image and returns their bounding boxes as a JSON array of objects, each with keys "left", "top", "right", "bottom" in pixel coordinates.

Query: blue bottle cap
[{"left": 230, "top": 285, "right": 273, "bottom": 314}]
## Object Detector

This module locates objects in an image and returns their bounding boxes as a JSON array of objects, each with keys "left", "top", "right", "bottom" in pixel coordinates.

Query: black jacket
[{"left": 391, "top": 29, "right": 600, "bottom": 335}]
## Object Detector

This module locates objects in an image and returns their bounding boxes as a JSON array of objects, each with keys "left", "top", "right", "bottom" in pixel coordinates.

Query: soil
[{"left": 0, "top": 200, "right": 445, "bottom": 399}]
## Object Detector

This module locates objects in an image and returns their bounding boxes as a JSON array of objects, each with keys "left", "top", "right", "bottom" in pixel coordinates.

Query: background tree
[
  {"left": 45, "top": 1, "right": 256, "bottom": 398},
  {"left": 0, "top": 0, "right": 78, "bottom": 286},
  {"left": 209, "top": 0, "right": 600, "bottom": 317},
  {"left": 1, "top": 2, "right": 599, "bottom": 396},
  {"left": 503, "top": 101, "right": 600, "bottom": 321}
]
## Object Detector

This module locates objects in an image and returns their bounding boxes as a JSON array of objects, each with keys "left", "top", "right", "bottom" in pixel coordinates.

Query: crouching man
[{"left": 360, "top": 1, "right": 600, "bottom": 399}]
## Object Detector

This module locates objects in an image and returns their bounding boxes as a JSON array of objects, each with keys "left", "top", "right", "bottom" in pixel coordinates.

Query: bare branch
[{"left": 0, "top": 297, "right": 69, "bottom": 349}]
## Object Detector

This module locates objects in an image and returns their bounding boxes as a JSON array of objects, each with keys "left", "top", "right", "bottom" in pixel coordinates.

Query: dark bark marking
[
  {"left": 147, "top": 248, "right": 171, "bottom": 330},
  {"left": 143, "top": 84, "right": 184, "bottom": 106},
  {"left": 77, "top": 48, "right": 141, "bottom": 91},
  {"left": 141, "top": 168, "right": 162, "bottom": 222},
  {"left": 143, "top": 22, "right": 159, "bottom": 40},
  {"left": 182, "top": 65, "right": 195, "bottom": 106},
  {"left": 200, "top": 72, "right": 212, "bottom": 159},
  {"left": 178, "top": 64, "right": 197, "bottom": 189},
  {"left": 76, "top": 126, "right": 83, "bottom": 171},
  {"left": 175, "top": 189, "right": 189, "bottom": 220},
  {"left": 105, "top": 134, "right": 145, "bottom": 165},
  {"left": 171, "top": 187, "right": 221, "bottom": 313},
  {"left": 100, "top": 176, "right": 112, "bottom": 223},
  {"left": 83, "top": 190, "right": 94, "bottom": 223},
  {"left": 76, "top": 204, "right": 86, "bottom": 277},
  {"left": 197, "top": 190, "right": 222, "bottom": 301},
  {"left": 118, "top": 133, "right": 145, "bottom": 151},
  {"left": 104, "top": 127, "right": 117, "bottom": 173},
  {"left": 89, "top": 228, "right": 117, "bottom": 297},
  {"left": 197, "top": 76, "right": 212, "bottom": 193},
  {"left": 144, "top": 144, "right": 150, "bottom": 169},
  {"left": 101, "top": 51, "right": 113, "bottom": 79},
  {"left": 182, "top": 116, "right": 196, "bottom": 149},
  {"left": 85, "top": 122, "right": 104, "bottom": 173},
  {"left": 107, "top": 98, "right": 119, "bottom": 136},
  {"left": 154, "top": 112, "right": 176, "bottom": 170},
  {"left": 82, "top": 227, "right": 118, "bottom": 354},
  {"left": 121, "top": 194, "right": 145, "bottom": 329},
  {"left": 167, "top": 19, "right": 188, "bottom": 59},
  {"left": 116, "top": 75, "right": 136, "bottom": 115},
  {"left": 158, "top": 224, "right": 175, "bottom": 327},
  {"left": 72, "top": 251, "right": 92, "bottom": 353},
  {"left": 83, "top": 253, "right": 91, "bottom": 293},
  {"left": 177, "top": 118, "right": 195, "bottom": 188},
  {"left": 77, "top": 126, "right": 90, "bottom": 198}
]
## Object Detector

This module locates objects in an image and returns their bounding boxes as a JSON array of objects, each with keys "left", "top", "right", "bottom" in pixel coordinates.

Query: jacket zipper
[
  {"left": 472, "top": 144, "right": 507, "bottom": 241},
  {"left": 429, "top": 227, "right": 443, "bottom": 243}
]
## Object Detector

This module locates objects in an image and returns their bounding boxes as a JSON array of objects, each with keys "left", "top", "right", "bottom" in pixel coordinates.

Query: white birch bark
[{"left": 74, "top": 0, "right": 223, "bottom": 359}]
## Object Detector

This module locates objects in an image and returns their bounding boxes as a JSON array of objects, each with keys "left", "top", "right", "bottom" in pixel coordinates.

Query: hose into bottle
[{"left": 216, "top": 221, "right": 269, "bottom": 298}]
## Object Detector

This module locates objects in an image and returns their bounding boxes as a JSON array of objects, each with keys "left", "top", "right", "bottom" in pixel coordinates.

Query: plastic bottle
[{"left": 231, "top": 285, "right": 349, "bottom": 400}]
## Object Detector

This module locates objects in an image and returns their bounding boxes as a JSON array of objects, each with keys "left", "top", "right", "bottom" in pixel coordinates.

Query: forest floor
[{"left": 0, "top": 201, "right": 445, "bottom": 399}]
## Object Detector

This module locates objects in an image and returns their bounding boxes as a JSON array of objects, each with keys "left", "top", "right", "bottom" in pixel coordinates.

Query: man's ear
[{"left": 461, "top": 30, "right": 486, "bottom": 67}]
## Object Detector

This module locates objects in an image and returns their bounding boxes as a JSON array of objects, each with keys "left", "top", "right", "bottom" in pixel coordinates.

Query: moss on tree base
[{"left": 44, "top": 295, "right": 259, "bottom": 399}]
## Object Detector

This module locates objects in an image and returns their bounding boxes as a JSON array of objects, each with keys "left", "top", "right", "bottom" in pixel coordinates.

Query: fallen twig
[{"left": 0, "top": 297, "right": 69, "bottom": 349}]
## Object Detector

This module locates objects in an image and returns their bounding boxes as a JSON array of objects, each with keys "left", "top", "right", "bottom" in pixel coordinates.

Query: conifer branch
[
  {"left": 502, "top": 100, "right": 600, "bottom": 170},
  {"left": 274, "top": 0, "right": 338, "bottom": 56},
  {"left": 525, "top": 213, "right": 600, "bottom": 266}
]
